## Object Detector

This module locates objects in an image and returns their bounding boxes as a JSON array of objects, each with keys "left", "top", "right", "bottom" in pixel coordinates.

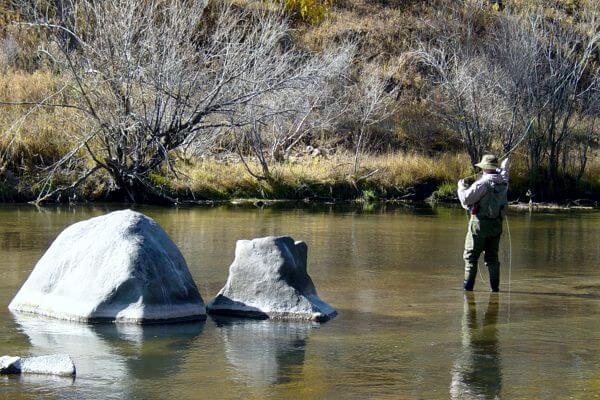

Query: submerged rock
[
  {"left": 20, "top": 354, "right": 76, "bottom": 376},
  {"left": 0, "top": 354, "right": 76, "bottom": 376},
  {"left": 207, "top": 236, "right": 336, "bottom": 321},
  {"left": 9, "top": 209, "right": 206, "bottom": 323}
]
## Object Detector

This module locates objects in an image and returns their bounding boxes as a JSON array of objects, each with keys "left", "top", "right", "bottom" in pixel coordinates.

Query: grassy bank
[
  {"left": 155, "top": 152, "right": 599, "bottom": 204},
  {"left": 1, "top": 144, "right": 599, "bottom": 204},
  {"left": 170, "top": 153, "right": 472, "bottom": 202}
]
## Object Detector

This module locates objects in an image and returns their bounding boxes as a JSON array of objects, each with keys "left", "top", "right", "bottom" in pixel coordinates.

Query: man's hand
[
  {"left": 458, "top": 179, "right": 468, "bottom": 189},
  {"left": 501, "top": 158, "right": 509, "bottom": 170}
]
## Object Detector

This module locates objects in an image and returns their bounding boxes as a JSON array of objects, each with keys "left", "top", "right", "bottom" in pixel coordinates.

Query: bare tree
[
  {"left": 268, "top": 44, "right": 354, "bottom": 163},
  {"left": 350, "top": 64, "right": 397, "bottom": 177},
  {"left": 532, "top": 17, "right": 598, "bottom": 185},
  {"left": 487, "top": 14, "right": 542, "bottom": 154},
  {"left": 495, "top": 10, "right": 600, "bottom": 190},
  {"left": 231, "top": 42, "right": 355, "bottom": 181},
  {"left": 573, "top": 80, "right": 600, "bottom": 183},
  {"left": 412, "top": 42, "right": 510, "bottom": 165},
  {"left": 408, "top": 0, "right": 518, "bottom": 164},
  {"left": 5, "top": 0, "right": 352, "bottom": 203},
  {"left": 412, "top": 4, "right": 599, "bottom": 194}
]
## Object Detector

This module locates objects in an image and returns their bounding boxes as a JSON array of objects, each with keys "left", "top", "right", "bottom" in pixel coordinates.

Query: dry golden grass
[
  {"left": 0, "top": 70, "right": 77, "bottom": 171},
  {"left": 0, "top": 69, "right": 63, "bottom": 102},
  {"left": 173, "top": 152, "right": 474, "bottom": 200},
  {"left": 363, "top": 152, "right": 471, "bottom": 187},
  {"left": 174, "top": 151, "right": 600, "bottom": 201},
  {"left": 583, "top": 154, "right": 600, "bottom": 186},
  {"left": 298, "top": 2, "right": 420, "bottom": 56}
]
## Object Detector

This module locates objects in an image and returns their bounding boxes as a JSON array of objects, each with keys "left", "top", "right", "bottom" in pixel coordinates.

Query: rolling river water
[{"left": 0, "top": 204, "right": 599, "bottom": 399}]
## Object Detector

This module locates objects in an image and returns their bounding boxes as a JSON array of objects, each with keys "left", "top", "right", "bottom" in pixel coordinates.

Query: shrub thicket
[{"left": 0, "top": 0, "right": 598, "bottom": 203}]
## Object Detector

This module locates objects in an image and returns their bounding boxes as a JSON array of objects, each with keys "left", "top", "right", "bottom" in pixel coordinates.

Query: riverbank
[
  {"left": 1, "top": 152, "right": 599, "bottom": 205},
  {"left": 172, "top": 153, "right": 471, "bottom": 202},
  {"left": 1, "top": 1, "right": 599, "bottom": 208},
  {"left": 121, "top": 152, "right": 600, "bottom": 205}
]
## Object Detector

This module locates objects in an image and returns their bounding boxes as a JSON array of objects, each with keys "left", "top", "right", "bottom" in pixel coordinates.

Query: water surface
[{"left": 0, "top": 204, "right": 599, "bottom": 399}]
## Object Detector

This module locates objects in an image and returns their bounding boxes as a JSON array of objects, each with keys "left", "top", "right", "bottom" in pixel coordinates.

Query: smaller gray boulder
[
  {"left": 207, "top": 236, "right": 336, "bottom": 322},
  {"left": 0, "top": 356, "right": 21, "bottom": 374},
  {"left": 0, "top": 354, "right": 76, "bottom": 376}
]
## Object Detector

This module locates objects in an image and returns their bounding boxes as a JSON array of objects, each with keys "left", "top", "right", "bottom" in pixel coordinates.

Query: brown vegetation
[{"left": 0, "top": 0, "right": 598, "bottom": 204}]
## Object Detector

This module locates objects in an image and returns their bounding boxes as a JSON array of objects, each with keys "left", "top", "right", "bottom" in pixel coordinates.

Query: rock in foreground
[
  {"left": 0, "top": 354, "right": 76, "bottom": 376},
  {"left": 9, "top": 210, "right": 206, "bottom": 323},
  {"left": 0, "top": 356, "right": 21, "bottom": 374},
  {"left": 207, "top": 236, "right": 336, "bottom": 322}
]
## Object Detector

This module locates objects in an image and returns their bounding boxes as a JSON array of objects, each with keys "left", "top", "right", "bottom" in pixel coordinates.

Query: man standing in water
[{"left": 457, "top": 155, "right": 509, "bottom": 292}]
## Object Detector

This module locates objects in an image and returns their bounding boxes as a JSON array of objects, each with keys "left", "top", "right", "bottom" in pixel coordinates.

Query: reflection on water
[
  {"left": 11, "top": 315, "right": 204, "bottom": 398},
  {"left": 92, "top": 321, "right": 205, "bottom": 380},
  {"left": 214, "top": 317, "right": 313, "bottom": 386},
  {"left": 14, "top": 314, "right": 128, "bottom": 382},
  {"left": 451, "top": 293, "right": 502, "bottom": 399}
]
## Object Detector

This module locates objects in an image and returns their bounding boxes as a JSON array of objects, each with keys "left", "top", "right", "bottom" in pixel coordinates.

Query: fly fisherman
[{"left": 457, "top": 155, "right": 509, "bottom": 292}]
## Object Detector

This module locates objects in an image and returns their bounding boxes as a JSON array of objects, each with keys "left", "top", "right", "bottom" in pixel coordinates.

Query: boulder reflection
[
  {"left": 92, "top": 321, "right": 204, "bottom": 379},
  {"left": 450, "top": 293, "right": 502, "bottom": 399},
  {"left": 214, "top": 316, "right": 313, "bottom": 385},
  {"left": 13, "top": 315, "right": 203, "bottom": 396}
]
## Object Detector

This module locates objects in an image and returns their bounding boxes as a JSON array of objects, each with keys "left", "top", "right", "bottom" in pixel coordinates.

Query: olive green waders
[{"left": 463, "top": 216, "right": 502, "bottom": 292}]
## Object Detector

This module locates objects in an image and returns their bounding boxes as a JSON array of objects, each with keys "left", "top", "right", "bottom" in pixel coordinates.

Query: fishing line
[
  {"left": 478, "top": 265, "right": 486, "bottom": 285},
  {"left": 459, "top": 118, "right": 534, "bottom": 182},
  {"left": 505, "top": 213, "right": 512, "bottom": 323}
]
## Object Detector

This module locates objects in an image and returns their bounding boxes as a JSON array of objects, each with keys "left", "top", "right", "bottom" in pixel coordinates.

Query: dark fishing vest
[{"left": 474, "top": 178, "right": 508, "bottom": 219}]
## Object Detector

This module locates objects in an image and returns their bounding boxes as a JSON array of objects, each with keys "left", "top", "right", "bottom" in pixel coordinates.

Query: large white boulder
[
  {"left": 9, "top": 210, "right": 206, "bottom": 323},
  {"left": 207, "top": 236, "right": 336, "bottom": 321}
]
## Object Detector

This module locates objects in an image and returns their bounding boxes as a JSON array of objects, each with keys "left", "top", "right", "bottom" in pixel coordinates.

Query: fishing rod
[
  {"left": 501, "top": 118, "right": 535, "bottom": 161},
  {"left": 459, "top": 117, "right": 535, "bottom": 182},
  {"left": 459, "top": 52, "right": 585, "bottom": 181}
]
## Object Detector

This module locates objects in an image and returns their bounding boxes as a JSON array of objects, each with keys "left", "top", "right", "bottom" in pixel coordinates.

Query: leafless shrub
[
  {"left": 487, "top": 10, "right": 599, "bottom": 188},
  {"left": 413, "top": 43, "right": 509, "bottom": 164},
  {"left": 349, "top": 64, "right": 398, "bottom": 177},
  {"left": 233, "top": 42, "right": 355, "bottom": 180},
  {"left": 4, "top": 0, "right": 358, "bottom": 202},
  {"left": 411, "top": 4, "right": 599, "bottom": 191}
]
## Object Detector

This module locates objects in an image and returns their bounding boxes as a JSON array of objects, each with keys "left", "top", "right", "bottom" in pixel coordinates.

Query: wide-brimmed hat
[{"left": 475, "top": 154, "right": 499, "bottom": 170}]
